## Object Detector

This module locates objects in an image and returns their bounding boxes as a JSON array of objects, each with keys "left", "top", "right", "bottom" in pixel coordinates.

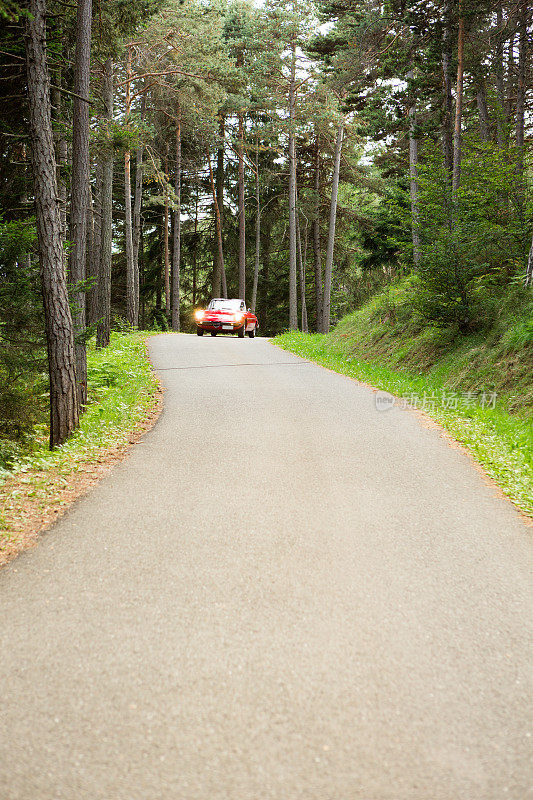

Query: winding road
[{"left": 1, "top": 333, "right": 531, "bottom": 800}]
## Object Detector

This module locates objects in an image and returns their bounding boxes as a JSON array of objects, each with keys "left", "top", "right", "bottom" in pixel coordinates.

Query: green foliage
[
  {"left": 0, "top": 0, "right": 24, "bottom": 20},
  {"left": 93, "top": 0, "right": 164, "bottom": 58},
  {"left": 0, "top": 332, "right": 159, "bottom": 482},
  {"left": 322, "top": 276, "right": 533, "bottom": 412},
  {"left": 91, "top": 118, "right": 153, "bottom": 154},
  {"left": 2, "top": 0, "right": 531, "bottom": 470},
  {"left": 0, "top": 218, "right": 47, "bottom": 469},
  {"left": 0, "top": 333, "right": 160, "bottom": 545},
  {"left": 387, "top": 137, "right": 529, "bottom": 331}
]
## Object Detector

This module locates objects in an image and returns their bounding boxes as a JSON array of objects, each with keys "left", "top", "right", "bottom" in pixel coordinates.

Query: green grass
[
  {"left": 324, "top": 278, "right": 533, "bottom": 414},
  {"left": 0, "top": 332, "right": 159, "bottom": 539},
  {"left": 275, "top": 331, "right": 533, "bottom": 517}
]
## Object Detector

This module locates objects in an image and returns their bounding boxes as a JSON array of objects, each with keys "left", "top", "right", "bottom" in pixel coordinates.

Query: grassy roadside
[
  {"left": 274, "top": 331, "right": 533, "bottom": 518},
  {"left": 0, "top": 332, "right": 161, "bottom": 563}
]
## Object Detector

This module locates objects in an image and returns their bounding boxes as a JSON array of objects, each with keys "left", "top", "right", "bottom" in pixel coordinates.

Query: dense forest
[{"left": 0, "top": 0, "right": 531, "bottom": 459}]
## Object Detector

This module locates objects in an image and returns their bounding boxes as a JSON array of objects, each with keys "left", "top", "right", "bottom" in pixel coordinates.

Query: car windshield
[{"left": 209, "top": 299, "right": 244, "bottom": 311}]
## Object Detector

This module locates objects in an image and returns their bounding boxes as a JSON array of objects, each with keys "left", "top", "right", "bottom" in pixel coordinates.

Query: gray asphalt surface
[{"left": 1, "top": 333, "right": 532, "bottom": 800}]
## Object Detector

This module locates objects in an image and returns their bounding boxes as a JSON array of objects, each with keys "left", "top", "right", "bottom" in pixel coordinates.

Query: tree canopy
[{"left": 0, "top": 0, "right": 531, "bottom": 456}]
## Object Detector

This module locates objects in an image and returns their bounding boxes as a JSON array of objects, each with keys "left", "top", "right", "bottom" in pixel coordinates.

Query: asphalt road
[{"left": 1, "top": 333, "right": 532, "bottom": 800}]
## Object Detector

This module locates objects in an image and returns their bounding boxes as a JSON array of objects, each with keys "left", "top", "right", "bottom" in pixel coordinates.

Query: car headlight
[
  {"left": 194, "top": 310, "right": 204, "bottom": 321},
  {"left": 233, "top": 313, "right": 244, "bottom": 323}
]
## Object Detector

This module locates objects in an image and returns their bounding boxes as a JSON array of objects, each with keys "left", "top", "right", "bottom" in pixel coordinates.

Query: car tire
[
  {"left": 210, "top": 331, "right": 217, "bottom": 336},
  {"left": 247, "top": 325, "right": 256, "bottom": 338},
  {"left": 237, "top": 324, "right": 245, "bottom": 338},
  {"left": 196, "top": 327, "right": 204, "bottom": 336}
]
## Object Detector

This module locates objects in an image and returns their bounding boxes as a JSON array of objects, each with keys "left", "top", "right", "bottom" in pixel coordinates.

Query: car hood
[{"left": 204, "top": 310, "right": 240, "bottom": 319}]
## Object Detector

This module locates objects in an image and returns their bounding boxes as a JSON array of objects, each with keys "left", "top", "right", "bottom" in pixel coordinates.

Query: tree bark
[
  {"left": 213, "top": 115, "right": 225, "bottom": 298},
  {"left": 505, "top": 33, "right": 515, "bottom": 123},
  {"left": 163, "top": 142, "right": 170, "bottom": 318},
  {"left": 124, "top": 46, "right": 137, "bottom": 327},
  {"left": 51, "top": 59, "right": 68, "bottom": 249},
  {"left": 441, "top": 0, "right": 454, "bottom": 180},
  {"left": 192, "top": 171, "right": 198, "bottom": 306},
  {"left": 69, "top": 0, "right": 92, "bottom": 407},
  {"left": 171, "top": 113, "right": 181, "bottom": 331},
  {"left": 25, "top": 0, "right": 79, "bottom": 447},
  {"left": 495, "top": 2, "right": 506, "bottom": 146},
  {"left": 260, "top": 218, "right": 271, "bottom": 332},
  {"left": 313, "top": 140, "right": 322, "bottom": 332},
  {"left": 156, "top": 217, "right": 162, "bottom": 313},
  {"left": 132, "top": 92, "right": 145, "bottom": 325},
  {"left": 515, "top": 0, "right": 527, "bottom": 217},
  {"left": 407, "top": 71, "right": 421, "bottom": 267},
  {"left": 251, "top": 136, "right": 260, "bottom": 313},
  {"left": 96, "top": 58, "right": 114, "bottom": 348},
  {"left": 87, "top": 162, "right": 101, "bottom": 327},
  {"left": 296, "top": 209, "right": 308, "bottom": 332},
  {"left": 237, "top": 111, "right": 246, "bottom": 300},
  {"left": 525, "top": 234, "right": 533, "bottom": 288},
  {"left": 139, "top": 223, "right": 145, "bottom": 329},
  {"left": 322, "top": 122, "right": 344, "bottom": 334},
  {"left": 207, "top": 147, "right": 226, "bottom": 298},
  {"left": 452, "top": 10, "right": 465, "bottom": 199},
  {"left": 221, "top": 247, "right": 227, "bottom": 298},
  {"left": 86, "top": 178, "right": 97, "bottom": 326},
  {"left": 288, "top": 45, "right": 298, "bottom": 330}
]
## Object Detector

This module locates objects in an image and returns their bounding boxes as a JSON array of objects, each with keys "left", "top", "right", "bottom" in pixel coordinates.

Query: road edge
[
  {"left": 0, "top": 336, "right": 164, "bottom": 568},
  {"left": 270, "top": 339, "right": 532, "bottom": 527}
]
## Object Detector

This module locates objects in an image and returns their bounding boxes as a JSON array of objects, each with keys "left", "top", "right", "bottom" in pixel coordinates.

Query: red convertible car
[{"left": 194, "top": 299, "right": 259, "bottom": 338}]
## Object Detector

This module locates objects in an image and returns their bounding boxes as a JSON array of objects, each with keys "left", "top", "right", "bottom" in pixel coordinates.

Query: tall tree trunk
[
  {"left": 156, "top": 217, "right": 162, "bottom": 314},
  {"left": 302, "top": 219, "right": 308, "bottom": 274},
  {"left": 124, "top": 45, "right": 136, "bottom": 327},
  {"left": 515, "top": 0, "right": 527, "bottom": 218},
  {"left": 97, "top": 59, "right": 113, "bottom": 348},
  {"left": 25, "top": 0, "right": 79, "bottom": 446},
  {"left": 505, "top": 34, "right": 515, "bottom": 123},
  {"left": 132, "top": 93, "right": 145, "bottom": 326},
  {"left": 237, "top": 111, "right": 246, "bottom": 300},
  {"left": 192, "top": 171, "right": 198, "bottom": 306},
  {"left": 86, "top": 179, "right": 98, "bottom": 327},
  {"left": 322, "top": 122, "right": 344, "bottom": 334},
  {"left": 213, "top": 115, "right": 225, "bottom": 298},
  {"left": 163, "top": 142, "right": 170, "bottom": 318},
  {"left": 52, "top": 60, "right": 68, "bottom": 248},
  {"left": 407, "top": 70, "right": 421, "bottom": 267},
  {"left": 57, "top": 134, "right": 68, "bottom": 248},
  {"left": 69, "top": 0, "right": 92, "bottom": 407},
  {"left": 441, "top": 0, "right": 454, "bottom": 180},
  {"left": 87, "top": 167, "right": 101, "bottom": 327},
  {"left": 260, "top": 218, "right": 271, "bottom": 332},
  {"left": 525, "top": 235, "right": 533, "bottom": 288},
  {"left": 221, "top": 249, "right": 227, "bottom": 298},
  {"left": 495, "top": 2, "right": 506, "bottom": 146},
  {"left": 171, "top": 113, "right": 181, "bottom": 331},
  {"left": 139, "top": 223, "right": 145, "bottom": 329},
  {"left": 296, "top": 209, "right": 308, "bottom": 332},
  {"left": 207, "top": 147, "right": 226, "bottom": 298},
  {"left": 251, "top": 137, "right": 260, "bottom": 314},
  {"left": 86, "top": 183, "right": 93, "bottom": 281},
  {"left": 452, "top": 10, "right": 465, "bottom": 199},
  {"left": 288, "top": 45, "right": 298, "bottom": 330},
  {"left": 313, "top": 140, "right": 322, "bottom": 331}
]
